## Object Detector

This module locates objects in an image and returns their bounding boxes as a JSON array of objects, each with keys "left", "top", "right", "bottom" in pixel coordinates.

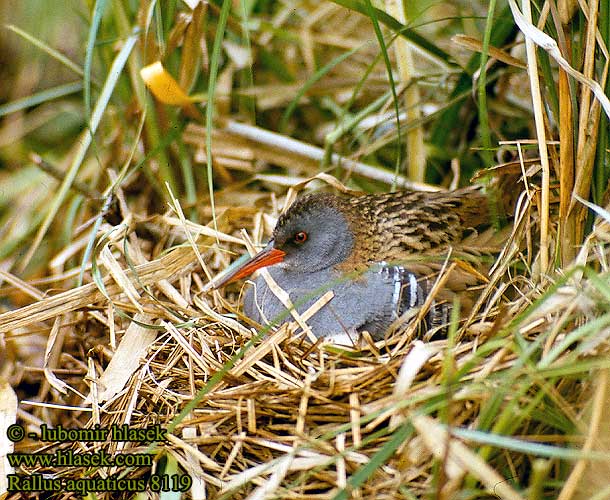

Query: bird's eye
[{"left": 293, "top": 231, "right": 308, "bottom": 244}]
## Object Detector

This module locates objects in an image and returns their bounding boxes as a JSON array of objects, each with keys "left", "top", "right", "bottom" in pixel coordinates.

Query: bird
[{"left": 213, "top": 186, "right": 500, "bottom": 342}]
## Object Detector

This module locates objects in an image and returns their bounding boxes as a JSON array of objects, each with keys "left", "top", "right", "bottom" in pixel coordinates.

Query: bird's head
[{"left": 213, "top": 193, "right": 355, "bottom": 287}]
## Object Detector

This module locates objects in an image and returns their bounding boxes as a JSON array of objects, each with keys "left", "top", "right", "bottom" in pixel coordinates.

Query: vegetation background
[{"left": 1, "top": 0, "right": 610, "bottom": 499}]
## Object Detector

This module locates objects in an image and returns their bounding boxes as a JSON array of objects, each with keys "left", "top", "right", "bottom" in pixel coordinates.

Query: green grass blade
[
  {"left": 205, "top": 0, "right": 232, "bottom": 235},
  {"left": 331, "top": 423, "right": 413, "bottom": 500},
  {"left": 6, "top": 24, "right": 84, "bottom": 76},
  {"left": 238, "top": 0, "right": 256, "bottom": 121},
  {"left": 329, "top": 0, "right": 454, "bottom": 66},
  {"left": 362, "top": 0, "right": 402, "bottom": 185},
  {"left": 84, "top": 0, "right": 109, "bottom": 118},
  {"left": 478, "top": 0, "right": 496, "bottom": 166},
  {"left": 279, "top": 45, "right": 362, "bottom": 133},
  {"left": 21, "top": 32, "right": 138, "bottom": 270},
  {"left": 453, "top": 426, "right": 610, "bottom": 460},
  {"left": 0, "top": 82, "right": 82, "bottom": 117},
  {"left": 430, "top": 4, "right": 515, "bottom": 148}
]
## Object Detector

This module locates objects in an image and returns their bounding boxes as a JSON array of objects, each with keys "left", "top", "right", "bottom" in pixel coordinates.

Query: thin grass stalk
[
  {"left": 84, "top": 0, "right": 109, "bottom": 119},
  {"left": 519, "top": 0, "right": 551, "bottom": 276},
  {"left": 384, "top": 0, "right": 425, "bottom": 182},
  {"left": 237, "top": 0, "right": 255, "bottom": 122},
  {"left": 571, "top": 0, "right": 602, "bottom": 246},
  {"left": 205, "top": 0, "right": 232, "bottom": 237},
  {"left": 0, "top": 82, "right": 83, "bottom": 118},
  {"left": 596, "top": 0, "right": 610, "bottom": 205},
  {"left": 528, "top": 459, "right": 552, "bottom": 500},
  {"left": 279, "top": 46, "right": 361, "bottom": 133},
  {"left": 477, "top": 0, "right": 497, "bottom": 169},
  {"left": 329, "top": 0, "right": 454, "bottom": 65},
  {"left": 557, "top": 369, "right": 608, "bottom": 499},
  {"left": 558, "top": 32, "right": 575, "bottom": 265},
  {"left": 575, "top": 0, "right": 599, "bottom": 156},
  {"left": 5, "top": 24, "right": 85, "bottom": 77},
  {"left": 362, "top": 0, "right": 403, "bottom": 186}
]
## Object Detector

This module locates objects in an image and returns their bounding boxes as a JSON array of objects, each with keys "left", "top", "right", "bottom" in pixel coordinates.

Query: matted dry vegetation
[{"left": 1, "top": 1, "right": 610, "bottom": 499}]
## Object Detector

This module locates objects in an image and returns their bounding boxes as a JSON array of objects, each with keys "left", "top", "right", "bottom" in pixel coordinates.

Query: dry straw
[
  {"left": 3, "top": 166, "right": 610, "bottom": 498},
  {"left": 2, "top": 1, "right": 610, "bottom": 499}
]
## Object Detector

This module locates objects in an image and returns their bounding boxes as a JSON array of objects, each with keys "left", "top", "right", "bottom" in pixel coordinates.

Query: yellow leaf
[{"left": 140, "top": 61, "right": 195, "bottom": 106}]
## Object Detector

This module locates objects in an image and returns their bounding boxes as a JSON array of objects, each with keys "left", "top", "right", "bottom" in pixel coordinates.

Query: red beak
[{"left": 213, "top": 243, "right": 286, "bottom": 288}]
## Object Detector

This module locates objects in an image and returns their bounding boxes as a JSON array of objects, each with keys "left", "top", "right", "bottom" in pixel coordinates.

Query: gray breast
[{"left": 242, "top": 263, "right": 446, "bottom": 341}]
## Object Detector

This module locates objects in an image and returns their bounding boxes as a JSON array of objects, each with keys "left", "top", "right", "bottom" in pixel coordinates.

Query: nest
[{"left": 3, "top": 176, "right": 610, "bottom": 500}]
